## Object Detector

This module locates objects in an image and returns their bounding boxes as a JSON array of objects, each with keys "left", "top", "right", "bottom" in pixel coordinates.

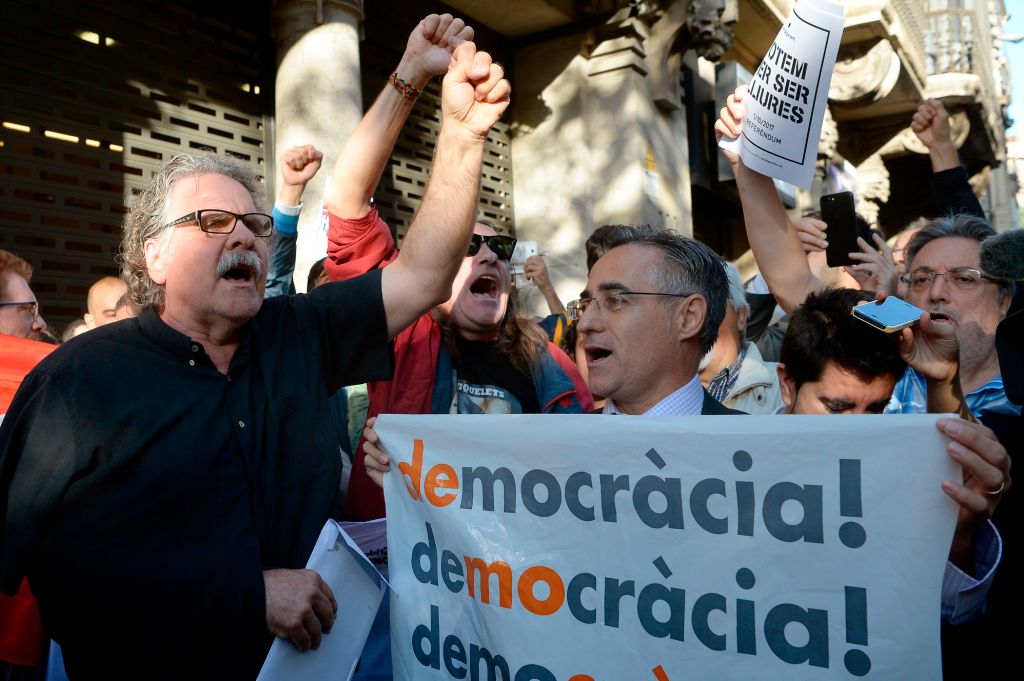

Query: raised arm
[
  {"left": 326, "top": 14, "right": 473, "bottom": 219},
  {"left": 265, "top": 145, "right": 323, "bottom": 298},
  {"left": 715, "top": 87, "right": 823, "bottom": 314},
  {"left": 524, "top": 255, "right": 567, "bottom": 315},
  {"left": 379, "top": 41, "right": 510, "bottom": 338},
  {"left": 911, "top": 99, "right": 985, "bottom": 219}
]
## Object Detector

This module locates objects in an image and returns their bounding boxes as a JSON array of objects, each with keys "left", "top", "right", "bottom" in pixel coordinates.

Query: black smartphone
[{"left": 820, "top": 191, "right": 858, "bottom": 268}]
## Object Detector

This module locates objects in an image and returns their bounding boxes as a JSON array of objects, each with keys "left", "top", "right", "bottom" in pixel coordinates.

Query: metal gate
[{"left": 0, "top": 0, "right": 270, "bottom": 330}]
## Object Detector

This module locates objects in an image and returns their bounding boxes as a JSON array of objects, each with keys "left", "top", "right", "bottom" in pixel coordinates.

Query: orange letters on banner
[
  {"left": 425, "top": 464, "right": 458, "bottom": 507},
  {"left": 518, "top": 565, "right": 565, "bottom": 616},
  {"left": 398, "top": 439, "right": 424, "bottom": 500},
  {"left": 463, "top": 557, "right": 513, "bottom": 608}
]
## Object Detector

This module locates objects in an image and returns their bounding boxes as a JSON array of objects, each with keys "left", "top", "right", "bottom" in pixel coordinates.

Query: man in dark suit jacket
[{"left": 570, "top": 225, "right": 741, "bottom": 416}]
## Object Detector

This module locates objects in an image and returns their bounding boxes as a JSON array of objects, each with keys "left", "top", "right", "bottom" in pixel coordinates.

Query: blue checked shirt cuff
[{"left": 941, "top": 519, "right": 1001, "bottom": 625}]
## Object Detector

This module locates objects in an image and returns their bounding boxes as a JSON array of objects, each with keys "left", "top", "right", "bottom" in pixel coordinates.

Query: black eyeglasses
[
  {"left": 567, "top": 290, "right": 697, "bottom": 321},
  {"left": 0, "top": 301, "right": 39, "bottom": 318},
  {"left": 166, "top": 209, "right": 274, "bottom": 238},
  {"left": 467, "top": 234, "right": 517, "bottom": 261}
]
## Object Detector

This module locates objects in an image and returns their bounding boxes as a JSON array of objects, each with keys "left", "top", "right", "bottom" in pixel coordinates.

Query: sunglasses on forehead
[{"left": 467, "top": 233, "right": 517, "bottom": 261}]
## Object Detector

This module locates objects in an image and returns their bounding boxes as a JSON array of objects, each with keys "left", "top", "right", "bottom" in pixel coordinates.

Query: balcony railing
[
  {"left": 924, "top": 4, "right": 999, "bottom": 96},
  {"left": 889, "top": 0, "right": 928, "bottom": 84}
]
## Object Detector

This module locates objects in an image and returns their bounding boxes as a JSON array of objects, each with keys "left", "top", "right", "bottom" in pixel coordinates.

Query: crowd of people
[{"left": 0, "top": 11, "right": 1020, "bottom": 681}]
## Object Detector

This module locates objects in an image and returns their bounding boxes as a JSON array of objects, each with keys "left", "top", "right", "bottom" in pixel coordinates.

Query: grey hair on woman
[{"left": 118, "top": 154, "right": 264, "bottom": 311}]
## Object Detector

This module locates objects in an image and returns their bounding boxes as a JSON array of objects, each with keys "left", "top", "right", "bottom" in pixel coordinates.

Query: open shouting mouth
[
  {"left": 584, "top": 344, "right": 612, "bottom": 365},
  {"left": 469, "top": 273, "right": 499, "bottom": 300}
]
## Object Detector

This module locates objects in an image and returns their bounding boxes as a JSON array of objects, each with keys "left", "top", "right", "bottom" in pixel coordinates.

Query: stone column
[
  {"left": 272, "top": 0, "right": 363, "bottom": 291},
  {"left": 583, "top": 18, "right": 678, "bottom": 231},
  {"left": 510, "top": 19, "right": 683, "bottom": 318}
]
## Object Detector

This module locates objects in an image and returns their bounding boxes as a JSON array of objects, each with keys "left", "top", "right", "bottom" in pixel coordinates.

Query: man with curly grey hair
[{"left": 0, "top": 35, "right": 510, "bottom": 679}]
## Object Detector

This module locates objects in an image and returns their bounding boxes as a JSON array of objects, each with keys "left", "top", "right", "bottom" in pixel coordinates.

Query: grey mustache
[{"left": 216, "top": 250, "right": 263, "bottom": 280}]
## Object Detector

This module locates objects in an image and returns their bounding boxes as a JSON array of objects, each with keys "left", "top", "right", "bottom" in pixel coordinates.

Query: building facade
[{"left": 0, "top": 0, "right": 1015, "bottom": 327}]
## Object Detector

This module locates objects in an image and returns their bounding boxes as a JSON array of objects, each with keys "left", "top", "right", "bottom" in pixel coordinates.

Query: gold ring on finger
[{"left": 985, "top": 481, "right": 1005, "bottom": 496}]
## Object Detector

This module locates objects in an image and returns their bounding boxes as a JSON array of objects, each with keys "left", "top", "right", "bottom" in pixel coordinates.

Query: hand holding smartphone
[{"left": 820, "top": 192, "right": 873, "bottom": 267}]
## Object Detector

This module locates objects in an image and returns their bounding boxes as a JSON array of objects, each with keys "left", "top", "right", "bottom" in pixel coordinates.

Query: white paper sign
[
  {"left": 341, "top": 517, "right": 389, "bottom": 578},
  {"left": 257, "top": 520, "right": 389, "bottom": 681},
  {"left": 720, "top": 0, "right": 845, "bottom": 188},
  {"left": 379, "top": 414, "right": 957, "bottom": 680}
]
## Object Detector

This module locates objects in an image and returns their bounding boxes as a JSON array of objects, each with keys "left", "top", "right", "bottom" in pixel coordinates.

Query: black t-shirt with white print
[{"left": 452, "top": 335, "right": 540, "bottom": 414}]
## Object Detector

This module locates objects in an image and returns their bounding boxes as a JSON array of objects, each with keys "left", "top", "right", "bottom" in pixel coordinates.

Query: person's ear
[
  {"left": 736, "top": 305, "right": 749, "bottom": 335},
  {"left": 676, "top": 294, "right": 708, "bottom": 344},
  {"left": 998, "top": 289, "right": 1012, "bottom": 317},
  {"left": 777, "top": 363, "right": 796, "bottom": 412},
  {"left": 145, "top": 237, "right": 170, "bottom": 286},
  {"left": 83, "top": 313, "right": 95, "bottom": 330}
]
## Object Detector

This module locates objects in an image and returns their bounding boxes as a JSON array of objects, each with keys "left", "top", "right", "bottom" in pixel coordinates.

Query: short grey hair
[
  {"left": 905, "top": 213, "right": 1014, "bottom": 296},
  {"left": 723, "top": 262, "right": 749, "bottom": 315},
  {"left": 119, "top": 154, "right": 264, "bottom": 311},
  {"left": 601, "top": 225, "right": 728, "bottom": 354}
]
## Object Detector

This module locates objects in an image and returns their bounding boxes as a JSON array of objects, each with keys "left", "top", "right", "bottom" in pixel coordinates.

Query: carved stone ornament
[
  {"left": 818, "top": 105, "right": 839, "bottom": 161},
  {"left": 829, "top": 38, "right": 902, "bottom": 104},
  {"left": 679, "top": 0, "right": 735, "bottom": 62},
  {"left": 968, "top": 165, "right": 990, "bottom": 197},
  {"left": 642, "top": 0, "right": 735, "bottom": 111},
  {"left": 815, "top": 106, "right": 839, "bottom": 182},
  {"left": 853, "top": 153, "right": 891, "bottom": 226}
]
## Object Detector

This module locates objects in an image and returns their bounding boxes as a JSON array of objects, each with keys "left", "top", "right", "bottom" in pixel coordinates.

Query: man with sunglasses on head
[
  {"left": 326, "top": 14, "right": 591, "bottom": 523},
  {"left": 0, "top": 37, "right": 510, "bottom": 680}
]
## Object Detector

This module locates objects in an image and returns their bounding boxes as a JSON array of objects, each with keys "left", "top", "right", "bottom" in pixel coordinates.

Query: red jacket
[
  {"left": 0, "top": 334, "right": 55, "bottom": 666},
  {"left": 326, "top": 208, "right": 592, "bottom": 520}
]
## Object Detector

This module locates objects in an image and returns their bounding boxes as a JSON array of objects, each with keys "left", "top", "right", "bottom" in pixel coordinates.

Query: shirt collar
[
  {"left": 603, "top": 373, "right": 704, "bottom": 416},
  {"left": 138, "top": 307, "right": 195, "bottom": 359},
  {"left": 707, "top": 345, "right": 747, "bottom": 402},
  {"left": 137, "top": 307, "right": 253, "bottom": 370}
]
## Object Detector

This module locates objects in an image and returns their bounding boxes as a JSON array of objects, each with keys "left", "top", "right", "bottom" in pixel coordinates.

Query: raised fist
[
  {"left": 280, "top": 145, "right": 323, "bottom": 188},
  {"left": 441, "top": 41, "right": 511, "bottom": 140},
  {"left": 403, "top": 14, "right": 475, "bottom": 83},
  {"left": 910, "top": 99, "right": 952, "bottom": 150}
]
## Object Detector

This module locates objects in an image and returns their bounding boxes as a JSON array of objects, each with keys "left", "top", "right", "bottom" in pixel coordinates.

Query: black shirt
[
  {"left": 453, "top": 336, "right": 540, "bottom": 414},
  {"left": 0, "top": 271, "right": 391, "bottom": 680}
]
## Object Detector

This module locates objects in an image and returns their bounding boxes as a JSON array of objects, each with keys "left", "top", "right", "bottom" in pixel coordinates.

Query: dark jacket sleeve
[
  {"left": 933, "top": 167, "right": 984, "bottom": 219},
  {"left": 745, "top": 292, "right": 778, "bottom": 343},
  {"left": 755, "top": 316, "right": 788, "bottom": 364},
  {"left": 0, "top": 371, "right": 78, "bottom": 593}
]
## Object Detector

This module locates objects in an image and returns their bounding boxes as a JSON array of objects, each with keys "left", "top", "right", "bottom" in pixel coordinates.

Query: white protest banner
[
  {"left": 379, "top": 414, "right": 958, "bottom": 680},
  {"left": 719, "top": 0, "right": 845, "bottom": 187}
]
